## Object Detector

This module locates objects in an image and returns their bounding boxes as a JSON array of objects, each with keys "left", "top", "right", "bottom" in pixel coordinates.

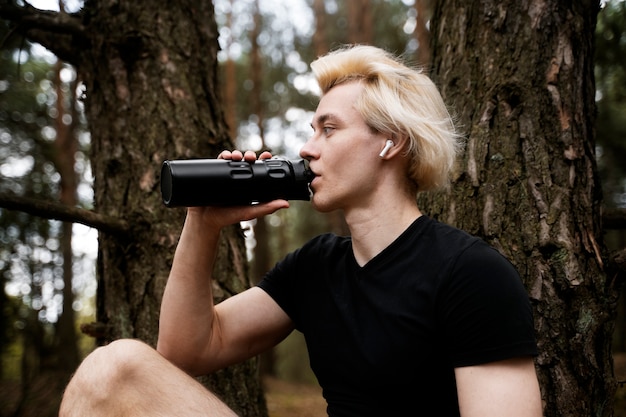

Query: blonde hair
[{"left": 310, "top": 45, "right": 462, "bottom": 192}]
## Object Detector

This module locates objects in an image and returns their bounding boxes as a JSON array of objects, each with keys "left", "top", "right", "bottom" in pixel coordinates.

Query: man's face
[{"left": 300, "top": 81, "right": 387, "bottom": 213}]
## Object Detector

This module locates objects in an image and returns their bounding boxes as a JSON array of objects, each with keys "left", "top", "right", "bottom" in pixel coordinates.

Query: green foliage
[
  {"left": 596, "top": 1, "right": 626, "bottom": 102},
  {"left": 595, "top": 0, "right": 626, "bottom": 209},
  {"left": 0, "top": 44, "right": 60, "bottom": 373},
  {"left": 0, "top": 33, "right": 93, "bottom": 379},
  {"left": 217, "top": 0, "right": 420, "bottom": 157}
]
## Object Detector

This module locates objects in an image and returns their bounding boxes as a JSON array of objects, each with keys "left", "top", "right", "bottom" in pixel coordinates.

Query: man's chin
[{"left": 310, "top": 196, "right": 339, "bottom": 214}]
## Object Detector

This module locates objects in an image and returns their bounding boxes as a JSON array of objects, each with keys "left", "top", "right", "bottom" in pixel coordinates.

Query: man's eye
[{"left": 323, "top": 127, "right": 334, "bottom": 135}]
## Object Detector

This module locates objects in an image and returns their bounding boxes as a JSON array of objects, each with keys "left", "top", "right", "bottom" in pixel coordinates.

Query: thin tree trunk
[
  {"left": 313, "top": 0, "right": 328, "bottom": 57},
  {"left": 249, "top": 0, "right": 269, "bottom": 286},
  {"left": 248, "top": 0, "right": 275, "bottom": 377},
  {"left": 223, "top": 0, "right": 237, "bottom": 140},
  {"left": 347, "top": 0, "right": 373, "bottom": 45},
  {"left": 52, "top": 57, "right": 80, "bottom": 373},
  {"left": 414, "top": 0, "right": 432, "bottom": 67},
  {"left": 428, "top": 1, "right": 616, "bottom": 415}
]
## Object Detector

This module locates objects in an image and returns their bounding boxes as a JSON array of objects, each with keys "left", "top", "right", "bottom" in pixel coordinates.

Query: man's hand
[
  {"left": 186, "top": 150, "right": 289, "bottom": 230},
  {"left": 217, "top": 149, "right": 273, "bottom": 162}
]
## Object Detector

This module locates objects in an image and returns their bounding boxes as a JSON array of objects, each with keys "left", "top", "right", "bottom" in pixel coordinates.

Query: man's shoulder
[{"left": 413, "top": 216, "right": 482, "bottom": 254}]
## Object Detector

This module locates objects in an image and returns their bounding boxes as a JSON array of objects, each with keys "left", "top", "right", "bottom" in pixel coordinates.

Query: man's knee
[
  {"left": 79, "top": 339, "right": 153, "bottom": 382},
  {"left": 60, "top": 339, "right": 237, "bottom": 417},
  {"left": 60, "top": 339, "right": 157, "bottom": 415},
  {"left": 96, "top": 339, "right": 158, "bottom": 371}
]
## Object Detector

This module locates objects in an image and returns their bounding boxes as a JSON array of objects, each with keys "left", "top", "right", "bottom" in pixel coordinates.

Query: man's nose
[{"left": 299, "top": 138, "right": 316, "bottom": 159}]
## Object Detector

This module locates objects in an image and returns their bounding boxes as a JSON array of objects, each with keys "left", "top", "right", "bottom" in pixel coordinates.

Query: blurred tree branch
[
  {"left": 0, "top": 191, "right": 129, "bottom": 235},
  {"left": 0, "top": 0, "right": 86, "bottom": 64}
]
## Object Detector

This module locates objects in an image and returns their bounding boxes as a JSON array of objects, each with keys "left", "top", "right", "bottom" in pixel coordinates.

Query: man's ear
[
  {"left": 379, "top": 134, "right": 408, "bottom": 160},
  {"left": 379, "top": 140, "right": 395, "bottom": 158}
]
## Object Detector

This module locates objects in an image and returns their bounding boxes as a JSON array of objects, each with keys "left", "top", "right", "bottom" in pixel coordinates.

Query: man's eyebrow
[{"left": 311, "top": 113, "right": 339, "bottom": 128}]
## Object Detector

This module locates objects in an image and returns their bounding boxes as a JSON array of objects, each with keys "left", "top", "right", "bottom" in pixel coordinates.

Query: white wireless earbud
[{"left": 379, "top": 140, "right": 395, "bottom": 158}]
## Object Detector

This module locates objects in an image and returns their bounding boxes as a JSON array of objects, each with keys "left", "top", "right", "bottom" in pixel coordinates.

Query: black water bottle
[{"left": 160, "top": 158, "right": 313, "bottom": 207}]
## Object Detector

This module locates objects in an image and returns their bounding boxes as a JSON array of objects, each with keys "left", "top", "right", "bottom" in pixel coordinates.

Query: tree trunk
[
  {"left": 52, "top": 58, "right": 80, "bottom": 373},
  {"left": 75, "top": 1, "right": 266, "bottom": 415},
  {"left": 427, "top": 1, "right": 617, "bottom": 415},
  {"left": 413, "top": 0, "right": 432, "bottom": 66},
  {"left": 223, "top": 0, "right": 237, "bottom": 140},
  {"left": 248, "top": 0, "right": 275, "bottom": 377},
  {"left": 313, "top": 0, "right": 328, "bottom": 57},
  {"left": 347, "top": 0, "right": 373, "bottom": 45}
]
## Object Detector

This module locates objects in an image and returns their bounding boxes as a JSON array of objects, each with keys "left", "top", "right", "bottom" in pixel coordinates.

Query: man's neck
[{"left": 345, "top": 198, "right": 422, "bottom": 267}]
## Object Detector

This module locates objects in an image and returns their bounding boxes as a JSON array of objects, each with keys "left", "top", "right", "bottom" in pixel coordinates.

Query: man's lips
[{"left": 309, "top": 172, "right": 319, "bottom": 190}]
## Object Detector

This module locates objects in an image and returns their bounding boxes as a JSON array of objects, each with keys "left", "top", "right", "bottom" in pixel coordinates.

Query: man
[{"left": 60, "top": 45, "right": 542, "bottom": 416}]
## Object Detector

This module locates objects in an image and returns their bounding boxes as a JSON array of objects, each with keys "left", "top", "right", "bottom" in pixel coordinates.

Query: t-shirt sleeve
[
  {"left": 256, "top": 233, "right": 343, "bottom": 329},
  {"left": 438, "top": 241, "right": 538, "bottom": 367},
  {"left": 257, "top": 249, "right": 300, "bottom": 323}
]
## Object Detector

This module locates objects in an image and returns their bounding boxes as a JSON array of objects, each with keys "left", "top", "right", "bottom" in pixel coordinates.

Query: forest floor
[
  {"left": 263, "top": 376, "right": 326, "bottom": 417},
  {"left": 613, "top": 353, "right": 626, "bottom": 417}
]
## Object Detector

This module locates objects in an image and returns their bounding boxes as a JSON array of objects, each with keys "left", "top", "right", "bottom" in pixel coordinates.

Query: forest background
[{"left": 0, "top": 0, "right": 625, "bottom": 416}]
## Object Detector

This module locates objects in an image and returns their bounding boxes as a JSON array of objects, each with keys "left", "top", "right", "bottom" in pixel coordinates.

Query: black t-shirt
[{"left": 257, "top": 216, "right": 537, "bottom": 417}]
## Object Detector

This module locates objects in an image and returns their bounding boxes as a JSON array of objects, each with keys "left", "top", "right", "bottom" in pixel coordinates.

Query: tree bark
[{"left": 428, "top": 0, "right": 617, "bottom": 415}]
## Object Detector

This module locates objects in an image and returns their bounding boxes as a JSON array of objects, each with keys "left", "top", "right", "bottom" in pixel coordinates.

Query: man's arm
[
  {"left": 455, "top": 357, "right": 543, "bottom": 417},
  {"left": 157, "top": 150, "right": 293, "bottom": 376}
]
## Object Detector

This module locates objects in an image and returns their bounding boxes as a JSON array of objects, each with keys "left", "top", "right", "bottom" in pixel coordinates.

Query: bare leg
[{"left": 59, "top": 339, "right": 237, "bottom": 417}]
